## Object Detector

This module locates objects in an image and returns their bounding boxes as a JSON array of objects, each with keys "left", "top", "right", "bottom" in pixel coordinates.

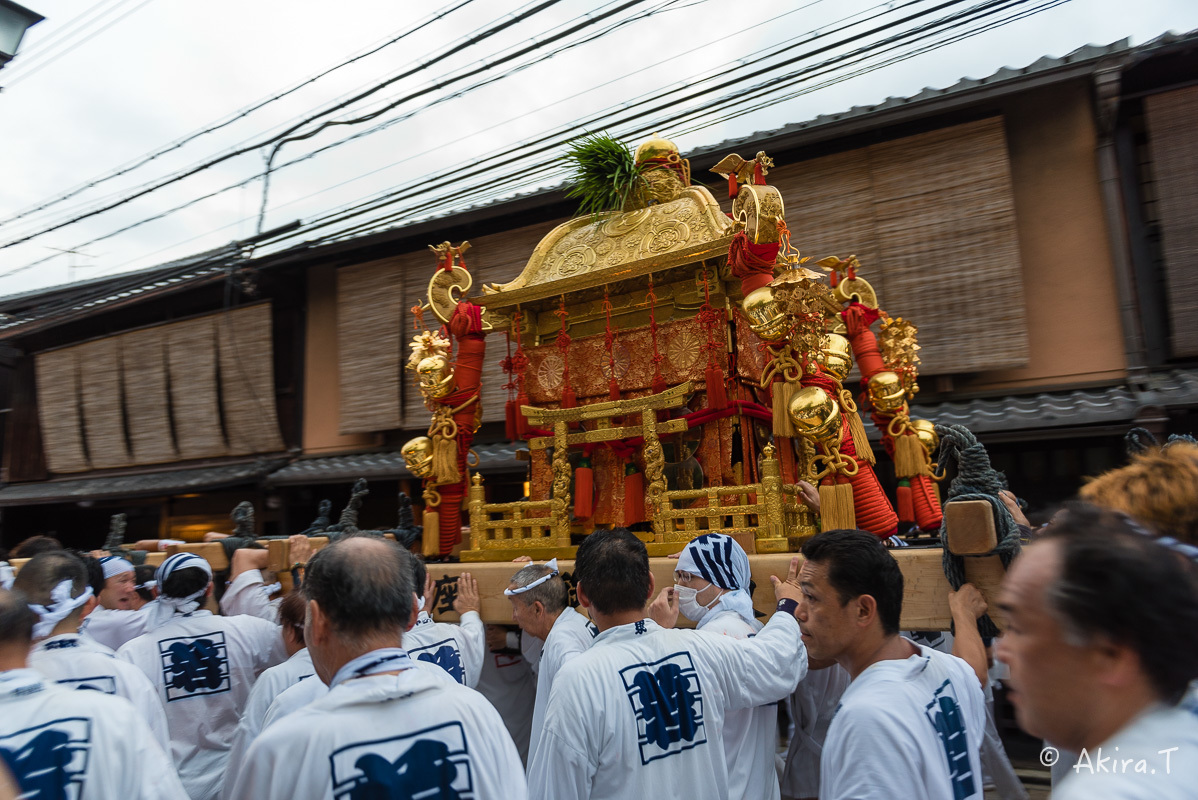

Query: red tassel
[
  {"left": 624, "top": 467, "right": 645, "bottom": 525},
  {"left": 515, "top": 392, "right": 530, "bottom": 438},
  {"left": 896, "top": 482, "right": 914, "bottom": 523},
  {"left": 561, "top": 384, "right": 577, "bottom": 409},
  {"left": 609, "top": 378, "right": 621, "bottom": 401},
  {"left": 574, "top": 459, "right": 594, "bottom": 520},
  {"left": 753, "top": 162, "right": 765, "bottom": 185},
  {"left": 728, "top": 173, "right": 738, "bottom": 198},
  {"left": 505, "top": 399, "right": 518, "bottom": 441},
  {"left": 911, "top": 475, "right": 943, "bottom": 531},
  {"left": 705, "top": 364, "right": 728, "bottom": 410}
]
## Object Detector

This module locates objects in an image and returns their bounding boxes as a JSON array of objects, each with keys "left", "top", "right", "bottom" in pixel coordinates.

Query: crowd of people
[{"left": 0, "top": 440, "right": 1196, "bottom": 799}]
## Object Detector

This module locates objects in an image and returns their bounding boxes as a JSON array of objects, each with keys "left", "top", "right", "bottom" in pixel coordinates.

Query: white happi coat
[
  {"left": 0, "top": 668, "right": 187, "bottom": 800},
  {"left": 221, "top": 647, "right": 315, "bottom": 800},
  {"left": 82, "top": 602, "right": 158, "bottom": 651},
  {"left": 475, "top": 646, "right": 537, "bottom": 764},
  {"left": 696, "top": 608, "right": 780, "bottom": 800},
  {"left": 780, "top": 663, "right": 851, "bottom": 799},
  {"left": 29, "top": 632, "right": 170, "bottom": 741},
  {"left": 405, "top": 610, "right": 486, "bottom": 688},
  {"left": 258, "top": 658, "right": 458, "bottom": 731},
  {"left": 230, "top": 666, "right": 528, "bottom": 800},
  {"left": 219, "top": 569, "right": 281, "bottom": 623},
  {"left": 527, "top": 613, "right": 807, "bottom": 800},
  {"left": 1053, "top": 702, "right": 1198, "bottom": 800},
  {"left": 528, "top": 606, "right": 598, "bottom": 763},
  {"left": 821, "top": 642, "right": 987, "bottom": 800},
  {"left": 116, "top": 610, "right": 286, "bottom": 800}
]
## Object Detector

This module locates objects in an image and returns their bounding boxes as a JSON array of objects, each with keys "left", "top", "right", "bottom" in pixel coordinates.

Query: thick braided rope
[{"left": 934, "top": 423, "right": 1021, "bottom": 639}]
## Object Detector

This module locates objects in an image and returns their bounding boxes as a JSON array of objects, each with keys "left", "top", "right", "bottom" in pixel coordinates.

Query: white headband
[
  {"left": 155, "top": 553, "right": 213, "bottom": 613},
  {"left": 135, "top": 580, "right": 157, "bottom": 591},
  {"left": 100, "top": 556, "right": 134, "bottom": 580},
  {"left": 504, "top": 558, "right": 559, "bottom": 596},
  {"left": 29, "top": 579, "right": 94, "bottom": 639}
]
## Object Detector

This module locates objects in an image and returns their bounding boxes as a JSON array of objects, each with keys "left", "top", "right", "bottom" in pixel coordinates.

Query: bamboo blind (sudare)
[
  {"left": 772, "top": 116, "right": 1028, "bottom": 374},
  {"left": 216, "top": 304, "right": 284, "bottom": 455},
  {"left": 338, "top": 256, "right": 406, "bottom": 435},
  {"left": 34, "top": 348, "right": 90, "bottom": 473},
  {"left": 1146, "top": 86, "right": 1198, "bottom": 358},
  {"left": 76, "top": 337, "right": 131, "bottom": 469},
  {"left": 34, "top": 305, "right": 285, "bottom": 475},
  {"left": 121, "top": 327, "right": 177, "bottom": 465},
  {"left": 167, "top": 315, "right": 229, "bottom": 460}
]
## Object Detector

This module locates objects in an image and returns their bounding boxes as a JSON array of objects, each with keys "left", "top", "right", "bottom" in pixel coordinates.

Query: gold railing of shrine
[{"left": 463, "top": 382, "right": 818, "bottom": 558}]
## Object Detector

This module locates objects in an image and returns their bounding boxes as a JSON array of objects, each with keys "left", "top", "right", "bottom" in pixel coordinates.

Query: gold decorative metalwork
[{"left": 479, "top": 186, "right": 733, "bottom": 309}]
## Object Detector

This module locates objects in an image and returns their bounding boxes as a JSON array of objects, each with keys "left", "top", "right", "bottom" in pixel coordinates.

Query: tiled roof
[
  {"left": 0, "top": 458, "right": 287, "bottom": 507},
  {"left": 265, "top": 442, "right": 526, "bottom": 486},
  {"left": 906, "top": 370, "right": 1198, "bottom": 435}
]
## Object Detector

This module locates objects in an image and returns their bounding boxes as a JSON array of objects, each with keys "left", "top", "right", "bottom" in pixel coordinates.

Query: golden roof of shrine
[{"left": 478, "top": 185, "right": 734, "bottom": 310}]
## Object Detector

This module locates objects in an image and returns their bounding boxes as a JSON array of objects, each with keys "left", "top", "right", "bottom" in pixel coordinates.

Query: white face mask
[{"left": 674, "top": 584, "right": 720, "bottom": 622}]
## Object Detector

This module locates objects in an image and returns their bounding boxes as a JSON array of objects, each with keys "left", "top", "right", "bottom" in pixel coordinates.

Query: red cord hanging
[
  {"left": 511, "top": 309, "right": 531, "bottom": 438},
  {"left": 646, "top": 278, "right": 666, "bottom": 396},
  {"left": 603, "top": 286, "right": 620, "bottom": 401},
  {"left": 555, "top": 295, "right": 577, "bottom": 408},
  {"left": 698, "top": 269, "right": 728, "bottom": 410}
]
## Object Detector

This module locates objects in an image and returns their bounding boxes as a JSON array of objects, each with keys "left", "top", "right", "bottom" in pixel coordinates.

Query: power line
[
  {"left": 0, "top": 0, "right": 479, "bottom": 228},
  {"left": 0, "top": 0, "right": 958, "bottom": 279},
  {"left": 0, "top": 0, "right": 671, "bottom": 278},
  {"left": 0, "top": 0, "right": 573, "bottom": 248},
  {"left": 0, "top": 0, "right": 1066, "bottom": 325},
  {"left": 1, "top": 0, "right": 159, "bottom": 88}
]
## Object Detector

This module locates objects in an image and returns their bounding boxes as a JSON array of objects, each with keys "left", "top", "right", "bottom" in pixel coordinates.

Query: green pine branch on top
[{"left": 563, "top": 133, "right": 646, "bottom": 219}]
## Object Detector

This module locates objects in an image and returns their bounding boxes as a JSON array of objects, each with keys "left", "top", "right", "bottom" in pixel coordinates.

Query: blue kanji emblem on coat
[
  {"left": 158, "top": 631, "right": 230, "bottom": 701},
  {"left": 329, "top": 721, "right": 474, "bottom": 799},
  {"left": 925, "top": 679, "right": 976, "bottom": 800},
  {"left": 620, "top": 651, "right": 707, "bottom": 764},
  {"left": 409, "top": 639, "right": 465, "bottom": 684},
  {"left": 0, "top": 717, "right": 90, "bottom": 800}
]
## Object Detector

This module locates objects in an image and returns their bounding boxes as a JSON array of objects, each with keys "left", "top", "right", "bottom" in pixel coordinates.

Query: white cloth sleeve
[
  {"left": 456, "top": 610, "right": 487, "bottom": 689},
  {"left": 527, "top": 726, "right": 596, "bottom": 800},
  {"left": 700, "top": 611, "right": 808, "bottom": 711},
  {"left": 220, "top": 569, "right": 280, "bottom": 623},
  {"left": 821, "top": 704, "right": 927, "bottom": 800}
]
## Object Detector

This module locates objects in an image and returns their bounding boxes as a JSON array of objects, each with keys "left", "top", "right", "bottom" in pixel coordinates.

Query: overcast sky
[{"left": 0, "top": 0, "right": 1194, "bottom": 298}]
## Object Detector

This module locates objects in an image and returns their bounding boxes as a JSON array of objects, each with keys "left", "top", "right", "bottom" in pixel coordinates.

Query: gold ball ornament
[
  {"left": 635, "top": 133, "right": 680, "bottom": 163},
  {"left": 401, "top": 436, "right": 436, "bottom": 478},
  {"left": 910, "top": 418, "right": 939, "bottom": 455},
  {"left": 821, "top": 334, "right": 853, "bottom": 382},
  {"left": 742, "top": 286, "right": 789, "bottom": 342},
  {"left": 868, "top": 371, "right": 907, "bottom": 412},
  {"left": 416, "top": 354, "right": 455, "bottom": 399},
  {"left": 787, "top": 386, "right": 842, "bottom": 443}
]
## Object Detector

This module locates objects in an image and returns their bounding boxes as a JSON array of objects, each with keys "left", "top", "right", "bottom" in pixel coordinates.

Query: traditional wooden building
[{"left": 1, "top": 31, "right": 1196, "bottom": 549}]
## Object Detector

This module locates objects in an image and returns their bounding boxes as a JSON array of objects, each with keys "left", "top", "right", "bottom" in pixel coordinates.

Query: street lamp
[{"left": 0, "top": 0, "right": 43, "bottom": 69}]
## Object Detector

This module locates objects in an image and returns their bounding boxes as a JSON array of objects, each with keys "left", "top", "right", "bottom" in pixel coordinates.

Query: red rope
[
  {"left": 646, "top": 278, "right": 666, "bottom": 394},
  {"left": 555, "top": 295, "right": 576, "bottom": 407},
  {"left": 603, "top": 286, "right": 620, "bottom": 401}
]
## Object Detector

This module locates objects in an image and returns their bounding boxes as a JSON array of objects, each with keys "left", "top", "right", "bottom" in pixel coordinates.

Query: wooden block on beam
[
  {"left": 420, "top": 550, "right": 967, "bottom": 630},
  {"left": 945, "top": 500, "right": 998, "bottom": 555},
  {"left": 166, "top": 542, "right": 229, "bottom": 571}
]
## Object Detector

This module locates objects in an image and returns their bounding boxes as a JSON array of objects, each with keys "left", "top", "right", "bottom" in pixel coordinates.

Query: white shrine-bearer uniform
[
  {"left": 474, "top": 637, "right": 537, "bottom": 764},
  {"left": 0, "top": 667, "right": 188, "bottom": 799},
  {"left": 675, "top": 533, "right": 781, "bottom": 800},
  {"left": 220, "top": 567, "right": 281, "bottom": 623},
  {"left": 505, "top": 559, "right": 598, "bottom": 764},
  {"left": 116, "top": 553, "right": 286, "bottom": 800},
  {"left": 220, "top": 646, "right": 315, "bottom": 800},
  {"left": 405, "top": 600, "right": 486, "bottom": 688},
  {"left": 257, "top": 657, "right": 459, "bottom": 731},
  {"left": 528, "top": 609, "right": 807, "bottom": 800},
  {"left": 820, "top": 641, "right": 987, "bottom": 800},
  {"left": 230, "top": 648, "right": 528, "bottom": 800},
  {"left": 31, "top": 632, "right": 171, "bottom": 741},
  {"left": 23, "top": 575, "right": 171, "bottom": 743},
  {"left": 80, "top": 557, "right": 156, "bottom": 651}
]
